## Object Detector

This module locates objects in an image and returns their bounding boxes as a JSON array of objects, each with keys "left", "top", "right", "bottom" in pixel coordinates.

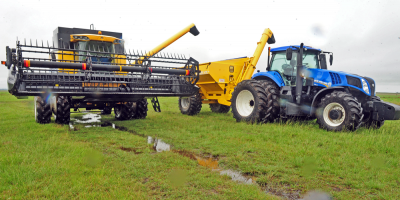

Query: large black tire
[
  {"left": 35, "top": 96, "right": 51, "bottom": 124},
  {"left": 114, "top": 102, "right": 136, "bottom": 120},
  {"left": 231, "top": 80, "right": 268, "bottom": 123},
  {"left": 134, "top": 99, "right": 148, "bottom": 119},
  {"left": 55, "top": 96, "right": 71, "bottom": 124},
  {"left": 316, "top": 91, "right": 363, "bottom": 131},
  {"left": 210, "top": 103, "right": 230, "bottom": 113},
  {"left": 179, "top": 93, "right": 202, "bottom": 115},
  {"left": 101, "top": 107, "right": 112, "bottom": 115},
  {"left": 362, "top": 96, "right": 385, "bottom": 129},
  {"left": 260, "top": 80, "right": 281, "bottom": 123}
]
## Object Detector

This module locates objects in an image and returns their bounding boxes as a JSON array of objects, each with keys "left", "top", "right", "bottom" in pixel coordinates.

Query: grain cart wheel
[
  {"left": 54, "top": 96, "right": 71, "bottom": 124},
  {"left": 35, "top": 96, "right": 51, "bottom": 124},
  {"left": 231, "top": 80, "right": 268, "bottom": 123},
  {"left": 114, "top": 102, "right": 136, "bottom": 120},
  {"left": 101, "top": 107, "right": 112, "bottom": 115},
  {"left": 260, "top": 80, "right": 280, "bottom": 123},
  {"left": 179, "top": 93, "right": 202, "bottom": 115},
  {"left": 209, "top": 103, "right": 230, "bottom": 113},
  {"left": 134, "top": 98, "right": 148, "bottom": 119},
  {"left": 316, "top": 91, "right": 363, "bottom": 131},
  {"left": 362, "top": 96, "right": 385, "bottom": 129}
]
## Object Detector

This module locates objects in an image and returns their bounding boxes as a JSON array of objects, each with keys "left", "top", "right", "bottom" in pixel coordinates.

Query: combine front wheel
[
  {"left": 35, "top": 96, "right": 51, "bottom": 124},
  {"left": 231, "top": 80, "right": 268, "bottom": 123},
  {"left": 179, "top": 93, "right": 202, "bottom": 115},
  {"left": 135, "top": 99, "right": 148, "bottom": 119},
  {"left": 114, "top": 102, "right": 136, "bottom": 120},
  {"left": 210, "top": 103, "right": 230, "bottom": 113},
  {"left": 54, "top": 96, "right": 71, "bottom": 124},
  {"left": 316, "top": 91, "right": 363, "bottom": 131}
]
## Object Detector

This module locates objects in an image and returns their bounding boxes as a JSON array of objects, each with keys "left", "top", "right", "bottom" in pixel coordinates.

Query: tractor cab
[{"left": 267, "top": 46, "right": 331, "bottom": 86}]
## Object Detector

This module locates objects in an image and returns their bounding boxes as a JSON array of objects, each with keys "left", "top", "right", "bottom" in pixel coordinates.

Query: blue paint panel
[
  {"left": 252, "top": 71, "right": 285, "bottom": 87},
  {"left": 306, "top": 68, "right": 372, "bottom": 96},
  {"left": 271, "top": 45, "right": 321, "bottom": 52}
]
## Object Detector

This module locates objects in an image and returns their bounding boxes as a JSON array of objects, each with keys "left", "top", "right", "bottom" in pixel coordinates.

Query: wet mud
[{"left": 68, "top": 112, "right": 327, "bottom": 199}]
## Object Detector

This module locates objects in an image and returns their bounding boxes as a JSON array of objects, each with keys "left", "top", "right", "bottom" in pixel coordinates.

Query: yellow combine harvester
[{"left": 178, "top": 28, "right": 275, "bottom": 115}]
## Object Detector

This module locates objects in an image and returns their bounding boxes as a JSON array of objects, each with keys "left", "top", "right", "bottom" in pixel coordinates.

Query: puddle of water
[
  {"left": 72, "top": 113, "right": 101, "bottom": 124},
  {"left": 220, "top": 170, "right": 253, "bottom": 185}
]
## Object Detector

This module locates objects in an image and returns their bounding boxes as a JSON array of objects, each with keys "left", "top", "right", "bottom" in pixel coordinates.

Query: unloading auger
[{"left": 2, "top": 24, "right": 201, "bottom": 124}]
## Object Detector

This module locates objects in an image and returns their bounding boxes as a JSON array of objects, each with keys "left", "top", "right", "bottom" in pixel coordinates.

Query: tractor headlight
[{"left": 361, "top": 79, "right": 369, "bottom": 94}]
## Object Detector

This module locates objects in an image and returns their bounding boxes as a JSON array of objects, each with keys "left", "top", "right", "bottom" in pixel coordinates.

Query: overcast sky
[{"left": 0, "top": 0, "right": 399, "bottom": 92}]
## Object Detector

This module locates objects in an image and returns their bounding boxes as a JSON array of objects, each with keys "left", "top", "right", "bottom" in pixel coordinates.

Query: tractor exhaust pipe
[{"left": 295, "top": 43, "right": 304, "bottom": 104}]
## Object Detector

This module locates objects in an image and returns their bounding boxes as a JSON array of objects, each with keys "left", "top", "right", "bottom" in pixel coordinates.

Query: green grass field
[{"left": 1, "top": 91, "right": 400, "bottom": 199}]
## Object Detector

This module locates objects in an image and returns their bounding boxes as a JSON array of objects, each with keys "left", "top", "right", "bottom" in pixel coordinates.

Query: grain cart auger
[
  {"left": 178, "top": 28, "right": 275, "bottom": 115},
  {"left": 231, "top": 43, "right": 400, "bottom": 131},
  {"left": 2, "top": 24, "right": 200, "bottom": 124}
]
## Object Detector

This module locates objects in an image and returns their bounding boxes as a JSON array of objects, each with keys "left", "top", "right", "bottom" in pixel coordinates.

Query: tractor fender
[
  {"left": 310, "top": 86, "right": 345, "bottom": 115},
  {"left": 252, "top": 71, "right": 285, "bottom": 87}
]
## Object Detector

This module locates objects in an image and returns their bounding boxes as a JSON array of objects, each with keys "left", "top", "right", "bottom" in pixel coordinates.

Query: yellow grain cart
[{"left": 178, "top": 28, "right": 275, "bottom": 115}]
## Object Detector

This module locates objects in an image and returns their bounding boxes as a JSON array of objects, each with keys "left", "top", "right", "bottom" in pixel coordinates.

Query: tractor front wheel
[
  {"left": 179, "top": 93, "right": 202, "bottom": 115},
  {"left": 210, "top": 103, "right": 230, "bottom": 113},
  {"left": 231, "top": 80, "right": 268, "bottom": 123},
  {"left": 316, "top": 91, "right": 363, "bottom": 131}
]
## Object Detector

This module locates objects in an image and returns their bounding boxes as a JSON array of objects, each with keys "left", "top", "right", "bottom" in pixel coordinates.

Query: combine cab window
[{"left": 75, "top": 41, "right": 115, "bottom": 63}]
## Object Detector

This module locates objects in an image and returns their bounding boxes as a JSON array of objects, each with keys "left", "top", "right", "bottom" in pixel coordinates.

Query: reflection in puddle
[
  {"left": 148, "top": 136, "right": 171, "bottom": 152},
  {"left": 220, "top": 170, "right": 253, "bottom": 185}
]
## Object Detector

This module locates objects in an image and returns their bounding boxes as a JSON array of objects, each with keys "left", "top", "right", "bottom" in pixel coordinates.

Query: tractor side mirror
[
  {"left": 286, "top": 48, "right": 292, "bottom": 60},
  {"left": 319, "top": 54, "right": 327, "bottom": 70},
  {"left": 329, "top": 54, "right": 333, "bottom": 66}
]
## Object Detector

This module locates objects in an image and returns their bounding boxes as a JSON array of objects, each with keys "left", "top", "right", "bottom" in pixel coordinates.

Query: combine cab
[{"left": 3, "top": 24, "right": 200, "bottom": 124}]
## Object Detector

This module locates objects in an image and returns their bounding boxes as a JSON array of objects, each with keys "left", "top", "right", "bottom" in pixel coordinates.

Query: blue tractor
[{"left": 231, "top": 43, "right": 400, "bottom": 131}]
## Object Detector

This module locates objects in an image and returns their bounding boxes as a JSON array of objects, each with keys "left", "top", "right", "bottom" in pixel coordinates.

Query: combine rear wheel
[
  {"left": 54, "top": 96, "right": 71, "bottom": 124},
  {"left": 210, "top": 103, "right": 230, "bottom": 113},
  {"left": 179, "top": 93, "right": 202, "bottom": 115},
  {"left": 114, "top": 102, "right": 136, "bottom": 120},
  {"left": 35, "top": 96, "right": 51, "bottom": 124},
  {"left": 101, "top": 107, "right": 112, "bottom": 115},
  {"left": 231, "top": 80, "right": 268, "bottom": 123},
  {"left": 134, "top": 99, "right": 148, "bottom": 119},
  {"left": 316, "top": 91, "right": 363, "bottom": 131}
]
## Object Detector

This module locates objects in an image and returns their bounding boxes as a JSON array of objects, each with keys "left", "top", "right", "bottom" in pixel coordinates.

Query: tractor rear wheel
[
  {"left": 55, "top": 96, "right": 71, "bottom": 124},
  {"left": 210, "top": 103, "right": 230, "bottom": 113},
  {"left": 231, "top": 80, "right": 268, "bottom": 123},
  {"left": 35, "top": 96, "right": 51, "bottom": 124},
  {"left": 179, "top": 93, "right": 202, "bottom": 115},
  {"left": 316, "top": 91, "right": 363, "bottom": 131},
  {"left": 260, "top": 80, "right": 280, "bottom": 123},
  {"left": 134, "top": 99, "right": 148, "bottom": 119},
  {"left": 114, "top": 102, "right": 136, "bottom": 120}
]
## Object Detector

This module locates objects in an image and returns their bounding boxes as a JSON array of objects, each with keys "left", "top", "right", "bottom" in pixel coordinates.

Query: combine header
[{"left": 3, "top": 24, "right": 200, "bottom": 124}]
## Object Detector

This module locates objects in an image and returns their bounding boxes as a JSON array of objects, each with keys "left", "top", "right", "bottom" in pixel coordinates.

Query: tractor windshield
[{"left": 270, "top": 51, "right": 319, "bottom": 85}]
